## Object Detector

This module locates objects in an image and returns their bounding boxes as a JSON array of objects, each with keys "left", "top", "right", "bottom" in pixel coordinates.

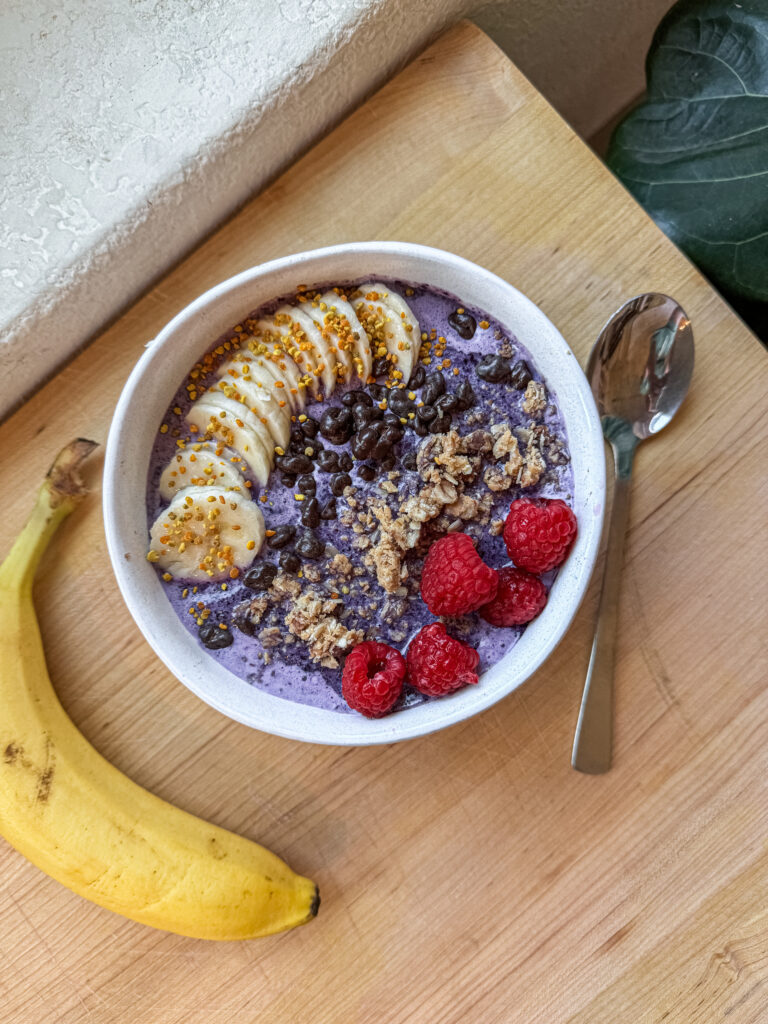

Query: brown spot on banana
[
  {"left": 3, "top": 737, "right": 56, "bottom": 802},
  {"left": 46, "top": 438, "right": 99, "bottom": 508},
  {"left": 36, "top": 765, "right": 55, "bottom": 803},
  {"left": 3, "top": 741, "right": 21, "bottom": 765},
  {"left": 208, "top": 836, "right": 228, "bottom": 860}
]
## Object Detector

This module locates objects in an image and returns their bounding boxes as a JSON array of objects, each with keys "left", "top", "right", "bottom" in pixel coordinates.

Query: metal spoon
[{"left": 571, "top": 293, "right": 694, "bottom": 774}]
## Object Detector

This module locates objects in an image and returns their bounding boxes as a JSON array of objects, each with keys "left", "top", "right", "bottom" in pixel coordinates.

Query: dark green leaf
[{"left": 607, "top": 0, "right": 768, "bottom": 304}]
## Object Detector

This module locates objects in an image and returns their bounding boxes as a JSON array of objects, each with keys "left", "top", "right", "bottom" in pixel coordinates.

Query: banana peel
[{"left": 0, "top": 440, "right": 319, "bottom": 939}]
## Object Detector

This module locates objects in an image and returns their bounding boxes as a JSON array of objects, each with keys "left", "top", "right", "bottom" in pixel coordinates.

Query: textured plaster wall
[
  {"left": 0, "top": 0, "right": 666, "bottom": 420},
  {"left": 0, "top": 0, "right": 469, "bottom": 419}
]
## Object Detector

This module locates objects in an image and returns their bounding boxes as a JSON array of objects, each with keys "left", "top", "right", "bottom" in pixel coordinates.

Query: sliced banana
[
  {"left": 273, "top": 306, "right": 337, "bottom": 398},
  {"left": 191, "top": 392, "right": 275, "bottom": 463},
  {"left": 253, "top": 318, "right": 322, "bottom": 402},
  {"left": 256, "top": 351, "right": 308, "bottom": 413},
  {"left": 375, "top": 285, "right": 420, "bottom": 381},
  {"left": 354, "top": 283, "right": 419, "bottom": 382},
  {"left": 186, "top": 395, "right": 272, "bottom": 486},
  {"left": 213, "top": 371, "right": 291, "bottom": 448},
  {"left": 298, "top": 297, "right": 352, "bottom": 384},
  {"left": 148, "top": 485, "right": 265, "bottom": 582},
  {"left": 226, "top": 344, "right": 308, "bottom": 414},
  {"left": 159, "top": 442, "right": 247, "bottom": 502},
  {"left": 312, "top": 291, "right": 374, "bottom": 384}
]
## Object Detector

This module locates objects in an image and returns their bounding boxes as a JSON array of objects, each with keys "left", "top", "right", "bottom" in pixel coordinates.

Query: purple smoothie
[{"left": 146, "top": 280, "right": 573, "bottom": 714}]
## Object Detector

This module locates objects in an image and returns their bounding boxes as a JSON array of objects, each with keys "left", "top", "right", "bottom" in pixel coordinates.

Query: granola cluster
[
  {"left": 235, "top": 571, "right": 365, "bottom": 669},
  {"left": 357, "top": 414, "right": 553, "bottom": 594}
]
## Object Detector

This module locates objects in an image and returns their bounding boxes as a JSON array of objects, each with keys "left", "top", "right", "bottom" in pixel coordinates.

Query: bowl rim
[{"left": 103, "top": 241, "right": 605, "bottom": 745}]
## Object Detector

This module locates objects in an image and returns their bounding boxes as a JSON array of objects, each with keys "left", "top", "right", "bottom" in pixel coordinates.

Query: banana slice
[
  {"left": 318, "top": 291, "right": 374, "bottom": 384},
  {"left": 212, "top": 372, "right": 291, "bottom": 448},
  {"left": 226, "top": 344, "right": 308, "bottom": 414},
  {"left": 159, "top": 442, "right": 247, "bottom": 502},
  {"left": 304, "top": 290, "right": 375, "bottom": 384},
  {"left": 253, "top": 319, "right": 322, "bottom": 402},
  {"left": 149, "top": 485, "right": 265, "bottom": 581},
  {"left": 354, "top": 283, "right": 419, "bottom": 382},
  {"left": 375, "top": 285, "right": 420, "bottom": 381},
  {"left": 298, "top": 298, "right": 353, "bottom": 384},
  {"left": 186, "top": 395, "right": 272, "bottom": 486},
  {"left": 256, "top": 351, "right": 308, "bottom": 413},
  {"left": 273, "top": 306, "right": 337, "bottom": 398}
]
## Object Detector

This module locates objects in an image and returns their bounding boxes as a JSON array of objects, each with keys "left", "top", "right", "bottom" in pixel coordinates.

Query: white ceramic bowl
[{"left": 104, "top": 242, "right": 605, "bottom": 745}]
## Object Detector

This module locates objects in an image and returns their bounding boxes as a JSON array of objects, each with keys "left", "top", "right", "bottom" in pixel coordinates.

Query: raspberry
[
  {"left": 342, "top": 641, "right": 406, "bottom": 718},
  {"left": 480, "top": 567, "right": 547, "bottom": 627},
  {"left": 420, "top": 533, "right": 498, "bottom": 616},
  {"left": 406, "top": 623, "right": 480, "bottom": 697},
  {"left": 503, "top": 498, "right": 578, "bottom": 574}
]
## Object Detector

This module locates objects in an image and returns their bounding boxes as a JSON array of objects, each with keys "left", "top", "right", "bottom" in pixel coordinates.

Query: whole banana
[{"left": 0, "top": 440, "right": 319, "bottom": 940}]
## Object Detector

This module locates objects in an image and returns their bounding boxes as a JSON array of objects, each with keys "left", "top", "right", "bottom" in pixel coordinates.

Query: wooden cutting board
[{"left": 1, "top": 21, "right": 766, "bottom": 1024}]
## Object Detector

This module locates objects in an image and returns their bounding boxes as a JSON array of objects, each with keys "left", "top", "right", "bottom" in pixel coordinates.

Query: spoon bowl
[{"left": 587, "top": 293, "right": 694, "bottom": 440}]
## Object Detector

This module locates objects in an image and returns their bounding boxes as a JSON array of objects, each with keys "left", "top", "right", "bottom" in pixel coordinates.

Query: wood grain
[{"left": 1, "top": 21, "right": 767, "bottom": 1024}]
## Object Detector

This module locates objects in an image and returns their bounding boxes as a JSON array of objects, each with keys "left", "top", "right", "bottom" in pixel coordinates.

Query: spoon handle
[{"left": 571, "top": 465, "right": 633, "bottom": 773}]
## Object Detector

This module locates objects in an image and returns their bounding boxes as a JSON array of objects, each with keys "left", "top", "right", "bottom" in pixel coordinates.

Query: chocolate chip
[
  {"left": 435, "top": 393, "right": 458, "bottom": 414},
  {"left": 279, "top": 550, "right": 301, "bottom": 574},
  {"left": 301, "top": 497, "right": 320, "bottom": 529},
  {"left": 267, "top": 525, "right": 296, "bottom": 549},
  {"left": 409, "top": 365, "right": 426, "bottom": 388},
  {"left": 387, "top": 389, "right": 413, "bottom": 415},
  {"left": 379, "top": 424, "right": 403, "bottom": 447},
  {"left": 372, "top": 355, "right": 390, "bottom": 377},
  {"left": 414, "top": 419, "right": 429, "bottom": 436},
  {"left": 319, "top": 407, "right": 354, "bottom": 444},
  {"left": 353, "top": 405, "right": 381, "bottom": 431},
  {"left": 381, "top": 456, "right": 396, "bottom": 471},
  {"left": 357, "top": 464, "right": 376, "bottom": 482},
  {"left": 300, "top": 416, "right": 319, "bottom": 438},
  {"left": 422, "top": 372, "right": 446, "bottom": 404},
  {"left": 295, "top": 532, "right": 324, "bottom": 560},
  {"left": 448, "top": 310, "right": 477, "bottom": 339},
  {"left": 280, "top": 472, "right": 296, "bottom": 488},
  {"left": 417, "top": 405, "right": 437, "bottom": 422},
  {"left": 330, "top": 472, "right": 352, "bottom": 496},
  {"left": 243, "top": 561, "right": 279, "bottom": 589},
  {"left": 276, "top": 453, "right": 313, "bottom": 475},
  {"left": 316, "top": 450, "right": 340, "bottom": 473},
  {"left": 320, "top": 498, "right": 337, "bottom": 520},
  {"left": 338, "top": 452, "right": 353, "bottom": 472},
  {"left": 296, "top": 473, "right": 316, "bottom": 496},
  {"left": 509, "top": 359, "right": 533, "bottom": 390},
  {"left": 402, "top": 451, "right": 418, "bottom": 471},
  {"left": 476, "top": 353, "right": 510, "bottom": 383},
  {"left": 342, "top": 389, "right": 373, "bottom": 408},
  {"left": 369, "top": 383, "right": 387, "bottom": 401},
  {"left": 455, "top": 378, "right": 476, "bottom": 410},
  {"left": 351, "top": 423, "right": 379, "bottom": 459},
  {"left": 199, "top": 622, "right": 234, "bottom": 649},
  {"left": 428, "top": 414, "right": 452, "bottom": 434}
]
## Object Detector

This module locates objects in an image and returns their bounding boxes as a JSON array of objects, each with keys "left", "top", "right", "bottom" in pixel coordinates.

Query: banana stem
[{"left": 0, "top": 439, "right": 98, "bottom": 593}]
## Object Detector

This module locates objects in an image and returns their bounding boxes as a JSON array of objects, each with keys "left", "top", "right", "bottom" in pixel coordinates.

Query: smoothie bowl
[{"left": 104, "top": 243, "right": 605, "bottom": 745}]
